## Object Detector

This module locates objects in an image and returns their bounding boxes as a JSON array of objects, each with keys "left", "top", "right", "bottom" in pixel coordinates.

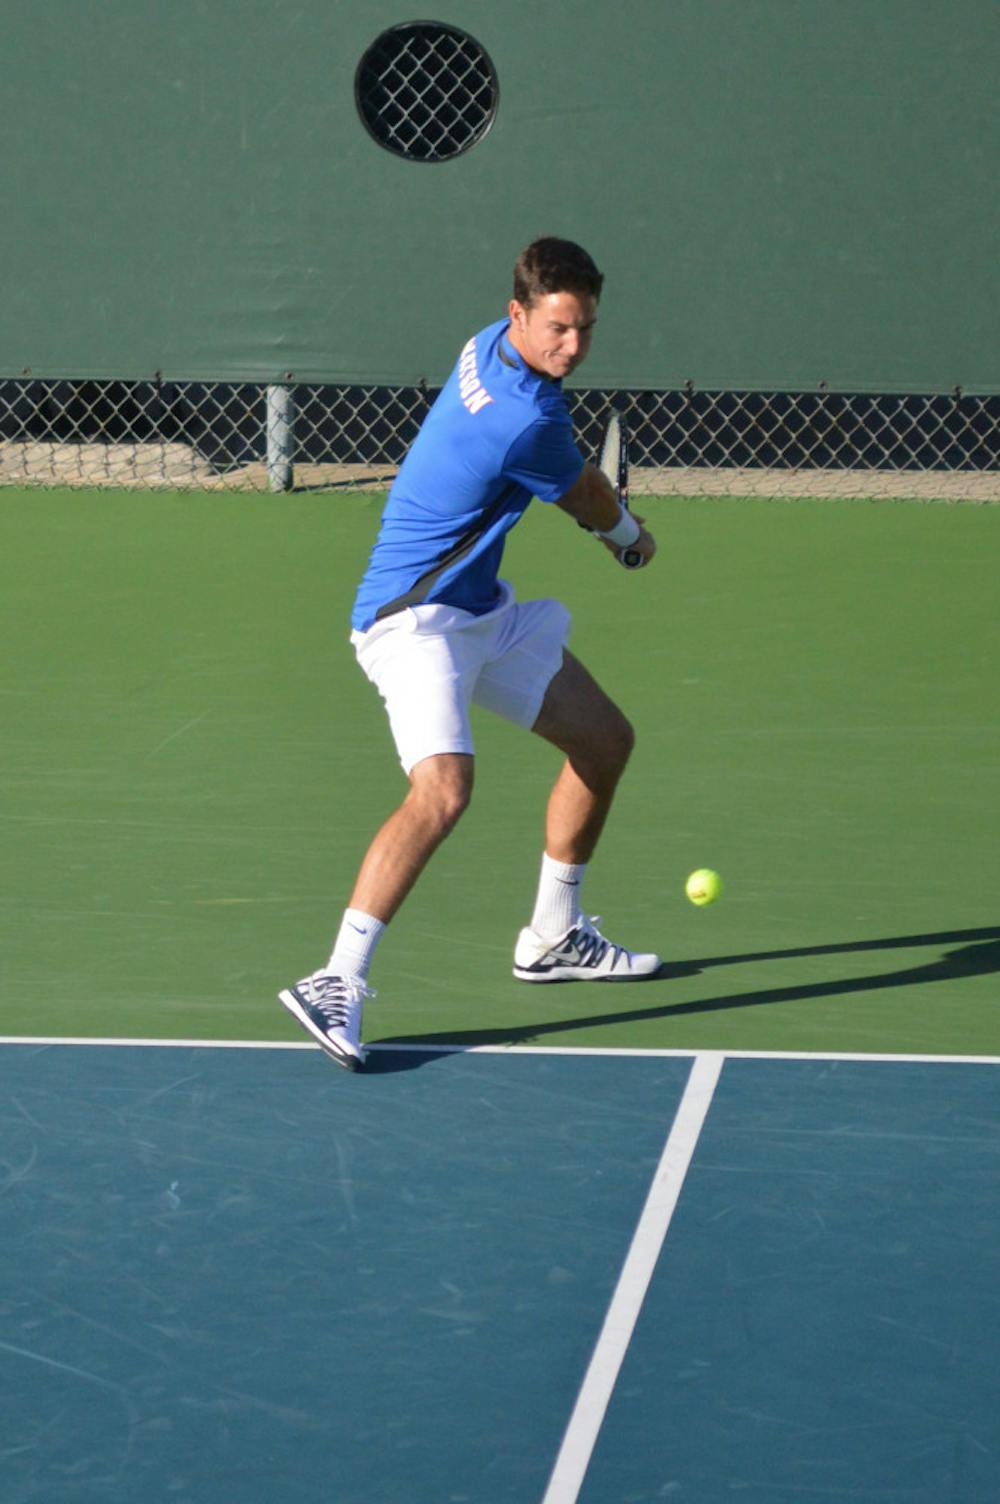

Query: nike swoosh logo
[
  {"left": 554, "top": 878, "right": 580, "bottom": 887},
  {"left": 348, "top": 924, "right": 368, "bottom": 935},
  {"left": 555, "top": 943, "right": 587, "bottom": 964}
]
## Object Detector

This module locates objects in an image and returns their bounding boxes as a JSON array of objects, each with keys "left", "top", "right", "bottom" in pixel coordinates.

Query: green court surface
[{"left": 2, "top": 487, "right": 998, "bottom": 1057}]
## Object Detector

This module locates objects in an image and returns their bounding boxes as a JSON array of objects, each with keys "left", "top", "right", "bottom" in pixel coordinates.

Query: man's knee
[
  {"left": 559, "top": 706, "right": 634, "bottom": 793},
  {"left": 594, "top": 706, "right": 635, "bottom": 780},
  {"left": 407, "top": 753, "right": 474, "bottom": 837},
  {"left": 609, "top": 708, "right": 636, "bottom": 770},
  {"left": 534, "top": 652, "right": 635, "bottom": 773}
]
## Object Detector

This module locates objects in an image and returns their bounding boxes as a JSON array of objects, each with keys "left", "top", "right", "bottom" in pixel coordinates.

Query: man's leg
[
  {"left": 278, "top": 752, "right": 474, "bottom": 1069},
  {"left": 530, "top": 650, "right": 635, "bottom": 862},
  {"left": 348, "top": 752, "right": 474, "bottom": 923},
  {"left": 514, "top": 651, "right": 660, "bottom": 981}
]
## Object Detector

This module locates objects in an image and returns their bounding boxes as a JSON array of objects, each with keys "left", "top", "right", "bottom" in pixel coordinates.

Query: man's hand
[
  {"left": 599, "top": 512, "right": 657, "bottom": 568},
  {"left": 556, "top": 465, "right": 656, "bottom": 568}
]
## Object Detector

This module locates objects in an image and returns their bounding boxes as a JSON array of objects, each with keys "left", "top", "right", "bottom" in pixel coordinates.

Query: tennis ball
[{"left": 686, "top": 868, "right": 722, "bottom": 906}]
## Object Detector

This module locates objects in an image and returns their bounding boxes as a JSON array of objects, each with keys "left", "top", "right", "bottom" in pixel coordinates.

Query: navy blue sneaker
[{"left": 278, "top": 971, "right": 373, "bottom": 1070}]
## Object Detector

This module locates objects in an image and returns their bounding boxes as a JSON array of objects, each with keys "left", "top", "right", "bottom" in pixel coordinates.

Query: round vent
[{"left": 355, "top": 22, "right": 499, "bottom": 163}]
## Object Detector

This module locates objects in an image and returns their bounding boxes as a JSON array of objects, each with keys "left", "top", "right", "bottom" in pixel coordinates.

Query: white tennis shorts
[{"left": 351, "top": 580, "right": 571, "bottom": 774}]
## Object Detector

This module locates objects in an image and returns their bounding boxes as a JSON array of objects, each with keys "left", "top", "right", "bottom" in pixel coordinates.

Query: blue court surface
[{"left": 1, "top": 1042, "right": 997, "bottom": 1504}]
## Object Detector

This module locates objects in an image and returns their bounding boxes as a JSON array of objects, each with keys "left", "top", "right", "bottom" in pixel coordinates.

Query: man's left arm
[
  {"left": 556, "top": 464, "right": 657, "bottom": 568},
  {"left": 504, "top": 419, "right": 656, "bottom": 568}
]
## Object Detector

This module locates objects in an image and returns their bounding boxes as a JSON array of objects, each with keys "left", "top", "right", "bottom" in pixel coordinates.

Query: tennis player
[{"left": 280, "top": 237, "right": 659, "bottom": 1069}]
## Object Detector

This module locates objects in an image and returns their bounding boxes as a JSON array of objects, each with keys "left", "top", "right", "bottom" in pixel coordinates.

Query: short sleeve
[{"left": 502, "top": 416, "right": 584, "bottom": 503}]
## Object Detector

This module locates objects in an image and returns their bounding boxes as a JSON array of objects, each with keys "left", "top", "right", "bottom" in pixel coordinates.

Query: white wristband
[{"left": 598, "top": 507, "right": 641, "bottom": 549}]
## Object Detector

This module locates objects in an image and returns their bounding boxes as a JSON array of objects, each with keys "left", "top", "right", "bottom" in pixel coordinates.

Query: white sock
[
  {"left": 328, "top": 908, "right": 386, "bottom": 980},
  {"left": 530, "top": 853, "right": 586, "bottom": 939}
]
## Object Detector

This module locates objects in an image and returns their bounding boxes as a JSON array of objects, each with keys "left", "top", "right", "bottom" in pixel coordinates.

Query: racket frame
[{"left": 599, "top": 410, "right": 642, "bottom": 569}]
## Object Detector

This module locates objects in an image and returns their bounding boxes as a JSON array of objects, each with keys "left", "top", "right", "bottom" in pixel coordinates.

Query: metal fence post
[{"left": 266, "top": 384, "right": 294, "bottom": 492}]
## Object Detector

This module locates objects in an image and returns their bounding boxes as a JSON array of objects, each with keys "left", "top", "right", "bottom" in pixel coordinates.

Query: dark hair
[{"left": 513, "top": 237, "right": 604, "bottom": 307}]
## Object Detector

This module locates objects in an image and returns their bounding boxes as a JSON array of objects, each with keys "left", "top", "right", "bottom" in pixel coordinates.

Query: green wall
[{"left": 4, "top": 0, "right": 999, "bottom": 392}]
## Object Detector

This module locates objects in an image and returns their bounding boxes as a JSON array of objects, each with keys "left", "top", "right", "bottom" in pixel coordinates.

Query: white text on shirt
[{"left": 458, "top": 338, "right": 494, "bottom": 416}]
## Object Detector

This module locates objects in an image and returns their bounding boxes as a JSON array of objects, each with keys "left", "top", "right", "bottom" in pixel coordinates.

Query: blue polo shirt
[{"left": 351, "top": 318, "right": 584, "bottom": 631}]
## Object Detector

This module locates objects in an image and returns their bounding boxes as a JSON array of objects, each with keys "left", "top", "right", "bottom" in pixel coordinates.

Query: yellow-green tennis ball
[{"left": 686, "top": 868, "right": 722, "bottom": 906}]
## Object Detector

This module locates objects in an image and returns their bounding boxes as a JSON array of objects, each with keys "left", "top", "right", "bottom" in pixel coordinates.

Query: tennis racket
[{"left": 599, "top": 410, "right": 643, "bottom": 569}]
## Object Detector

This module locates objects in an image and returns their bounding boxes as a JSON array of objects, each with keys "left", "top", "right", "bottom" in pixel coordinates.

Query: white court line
[
  {"left": 0, "top": 1037, "right": 998, "bottom": 1065},
  {"left": 374, "top": 1043, "right": 1000, "bottom": 1067},
  {"left": 541, "top": 1050, "right": 725, "bottom": 1504},
  {"left": 0, "top": 1035, "right": 313, "bottom": 1050}
]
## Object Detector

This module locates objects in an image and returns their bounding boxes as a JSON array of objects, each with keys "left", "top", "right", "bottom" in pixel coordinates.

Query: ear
[{"left": 508, "top": 297, "right": 528, "bottom": 328}]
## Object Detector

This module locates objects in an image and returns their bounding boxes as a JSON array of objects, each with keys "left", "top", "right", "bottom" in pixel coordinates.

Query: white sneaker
[
  {"left": 513, "top": 916, "right": 661, "bottom": 983},
  {"left": 278, "top": 971, "right": 373, "bottom": 1071}
]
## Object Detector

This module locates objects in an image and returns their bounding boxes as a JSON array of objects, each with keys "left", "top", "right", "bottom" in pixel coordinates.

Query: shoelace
[
  {"left": 307, "top": 974, "right": 373, "bottom": 1026},
  {"left": 565, "top": 917, "right": 626, "bottom": 970}
]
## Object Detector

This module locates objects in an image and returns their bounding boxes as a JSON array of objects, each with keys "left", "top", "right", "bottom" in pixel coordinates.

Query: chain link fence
[
  {"left": 1, "top": 376, "right": 998, "bottom": 500},
  {"left": 5, "top": 20, "right": 997, "bottom": 502}
]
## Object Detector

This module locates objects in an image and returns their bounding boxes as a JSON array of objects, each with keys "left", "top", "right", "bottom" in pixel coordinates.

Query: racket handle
[{"left": 619, "top": 546, "right": 643, "bottom": 569}]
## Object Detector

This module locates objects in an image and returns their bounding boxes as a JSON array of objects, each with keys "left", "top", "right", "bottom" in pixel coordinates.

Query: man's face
[{"left": 507, "top": 291, "right": 598, "bottom": 380}]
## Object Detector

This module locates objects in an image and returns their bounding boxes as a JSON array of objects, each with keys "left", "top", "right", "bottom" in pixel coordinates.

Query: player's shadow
[{"left": 366, "top": 925, "right": 1000, "bottom": 1072}]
